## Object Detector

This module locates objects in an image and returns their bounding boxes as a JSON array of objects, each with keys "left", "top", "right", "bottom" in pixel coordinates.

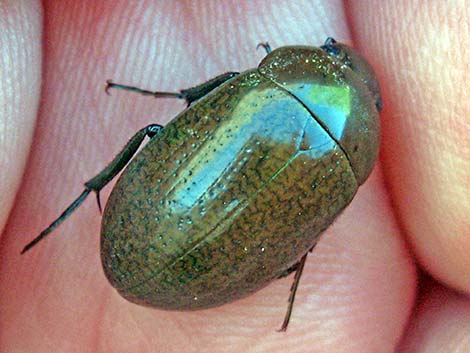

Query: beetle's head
[{"left": 321, "top": 37, "right": 382, "bottom": 112}]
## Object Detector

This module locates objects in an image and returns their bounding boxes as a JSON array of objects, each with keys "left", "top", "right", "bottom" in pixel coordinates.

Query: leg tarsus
[
  {"left": 106, "top": 72, "right": 239, "bottom": 106},
  {"left": 21, "top": 189, "right": 92, "bottom": 254},
  {"left": 278, "top": 253, "right": 308, "bottom": 332},
  {"left": 105, "top": 80, "right": 183, "bottom": 99}
]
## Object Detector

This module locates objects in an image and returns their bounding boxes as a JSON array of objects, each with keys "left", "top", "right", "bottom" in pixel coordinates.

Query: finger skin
[
  {"left": 348, "top": 1, "right": 470, "bottom": 293},
  {"left": 0, "top": 0, "right": 41, "bottom": 238},
  {"left": 349, "top": 1, "right": 470, "bottom": 350},
  {"left": 0, "top": 1, "right": 415, "bottom": 352},
  {"left": 398, "top": 279, "right": 470, "bottom": 353}
]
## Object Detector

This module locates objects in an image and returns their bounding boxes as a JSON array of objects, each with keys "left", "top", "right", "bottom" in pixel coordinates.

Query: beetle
[{"left": 22, "top": 37, "right": 381, "bottom": 331}]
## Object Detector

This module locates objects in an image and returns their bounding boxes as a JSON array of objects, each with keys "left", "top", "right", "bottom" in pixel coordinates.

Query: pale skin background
[{"left": 0, "top": 1, "right": 469, "bottom": 352}]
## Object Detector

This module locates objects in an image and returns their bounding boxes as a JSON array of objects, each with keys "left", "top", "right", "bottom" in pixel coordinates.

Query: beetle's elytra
[{"left": 23, "top": 38, "right": 381, "bottom": 331}]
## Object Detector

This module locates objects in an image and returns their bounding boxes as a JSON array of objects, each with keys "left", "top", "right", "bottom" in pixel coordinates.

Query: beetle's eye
[
  {"left": 375, "top": 97, "right": 383, "bottom": 112},
  {"left": 323, "top": 37, "right": 337, "bottom": 46},
  {"left": 320, "top": 43, "right": 340, "bottom": 57},
  {"left": 320, "top": 43, "right": 353, "bottom": 69}
]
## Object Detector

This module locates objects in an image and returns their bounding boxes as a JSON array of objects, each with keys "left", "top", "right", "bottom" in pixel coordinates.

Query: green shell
[{"left": 101, "top": 46, "right": 379, "bottom": 310}]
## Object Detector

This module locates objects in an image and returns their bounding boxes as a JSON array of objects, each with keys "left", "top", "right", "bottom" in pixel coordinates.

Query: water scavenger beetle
[{"left": 22, "top": 37, "right": 381, "bottom": 331}]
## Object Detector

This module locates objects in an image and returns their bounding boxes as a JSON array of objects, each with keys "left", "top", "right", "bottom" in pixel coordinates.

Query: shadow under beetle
[{"left": 23, "top": 37, "right": 381, "bottom": 331}]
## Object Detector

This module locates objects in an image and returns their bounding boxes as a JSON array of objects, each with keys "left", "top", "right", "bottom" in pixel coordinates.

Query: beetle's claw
[
  {"left": 95, "top": 191, "right": 103, "bottom": 214},
  {"left": 256, "top": 42, "right": 272, "bottom": 54},
  {"left": 105, "top": 80, "right": 114, "bottom": 95}
]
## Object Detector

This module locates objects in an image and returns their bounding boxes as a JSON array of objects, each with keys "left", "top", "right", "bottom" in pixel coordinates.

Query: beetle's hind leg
[
  {"left": 278, "top": 253, "right": 308, "bottom": 332},
  {"left": 106, "top": 71, "right": 239, "bottom": 106},
  {"left": 21, "top": 124, "right": 163, "bottom": 254},
  {"left": 277, "top": 240, "right": 318, "bottom": 330},
  {"left": 278, "top": 262, "right": 300, "bottom": 278}
]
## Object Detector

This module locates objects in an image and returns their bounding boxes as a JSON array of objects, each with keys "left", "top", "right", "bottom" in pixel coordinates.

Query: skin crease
[{"left": 0, "top": 1, "right": 468, "bottom": 352}]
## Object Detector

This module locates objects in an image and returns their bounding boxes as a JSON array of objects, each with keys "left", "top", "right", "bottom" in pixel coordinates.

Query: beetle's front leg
[{"left": 21, "top": 124, "right": 163, "bottom": 254}]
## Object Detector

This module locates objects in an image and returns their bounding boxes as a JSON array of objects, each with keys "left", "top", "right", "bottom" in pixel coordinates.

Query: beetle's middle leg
[
  {"left": 106, "top": 71, "right": 239, "bottom": 106},
  {"left": 21, "top": 124, "right": 163, "bottom": 254}
]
